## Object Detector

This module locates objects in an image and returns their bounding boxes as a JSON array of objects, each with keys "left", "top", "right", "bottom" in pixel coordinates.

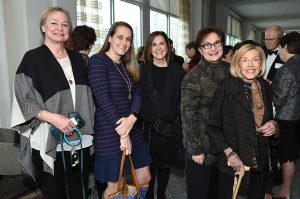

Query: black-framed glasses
[{"left": 200, "top": 41, "right": 223, "bottom": 49}]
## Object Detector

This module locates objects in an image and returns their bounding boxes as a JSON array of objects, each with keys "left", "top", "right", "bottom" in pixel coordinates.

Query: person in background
[
  {"left": 66, "top": 25, "right": 96, "bottom": 66},
  {"left": 222, "top": 45, "right": 233, "bottom": 63},
  {"left": 263, "top": 25, "right": 285, "bottom": 83},
  {"left": 140, "top": 31, "right": 184, "bottom": 199},
  {"left": 207, "top": 44, "right": 279, "bottom": 199},
  {"left": 272, "top": 31, "right": 300, "bottom": 199},
  {"left": 11, "top": 7, "right": 95, "bottom": 199},
  {"left": 87, "top": 21, "right": 151, "bottom": 198},
  {"left": 181, "top": 27, "right": 230, "bottom": 199},
  {"left": 169, "top": 38, "right": 185, "bottom": 67},
  {"left": 136, "top": 46, "right": 145, "bottom": 64},
  {"left": 182, "top": 41, "right": 201, "bottom": 73}
]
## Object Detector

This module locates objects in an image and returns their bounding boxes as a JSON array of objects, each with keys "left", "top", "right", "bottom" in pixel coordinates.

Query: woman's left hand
[
  {"left": 115, "top": 114, "right": 137, "bottom": 137},
  {"left": 259, "top": 120, "right": 278, "bottom": 137}
]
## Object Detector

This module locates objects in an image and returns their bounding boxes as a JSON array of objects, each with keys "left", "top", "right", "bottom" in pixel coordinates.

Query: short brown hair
[
  {"left": 195, "top": 27, "right": 225, "bottom": 49},
  {"left": 230, "top": 44, "right": 266, "bottom": 79},
  {"left": 279, "top": 31, "right": 300, "bottom": 54}
]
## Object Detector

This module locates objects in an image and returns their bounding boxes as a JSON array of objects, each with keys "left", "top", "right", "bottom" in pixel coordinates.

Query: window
[
  {"left": 150, "top": 10, "right": 168, "bottom": 33},
  {"left": 76, "top": 0, "right": 111, "bottom": 54},
  {"left": 115, "top": 0, "right": 141, "bottom": 50},
  {"left": 226, "top": 15, "right": 242, "bottom": 46},
  {"left": 77, "top": 0, "right": 185, "bottom": 57},
  {"left": 169, "top": 16, "right": 179, "bottom": 52}
]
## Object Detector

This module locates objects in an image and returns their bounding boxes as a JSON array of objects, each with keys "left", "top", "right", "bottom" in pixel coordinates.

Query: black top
[
  {"left": 152, "top": 64, "right": 168, "bottom": 94},
  {"left": 140, "top": 61, "right": 185, "bottom": 122}
]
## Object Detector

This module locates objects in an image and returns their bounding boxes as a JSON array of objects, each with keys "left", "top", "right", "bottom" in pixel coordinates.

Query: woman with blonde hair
[
  {"left": 11, "top": 7, "right": 95, "bottom": 199},
  {"left": 207, "top": 44, "right": 279, "bottom": 199}
]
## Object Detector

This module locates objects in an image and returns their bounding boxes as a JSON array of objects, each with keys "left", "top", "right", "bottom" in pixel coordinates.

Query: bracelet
[{"left": 226, "top": 151, "right": 236, "bottom": 161}]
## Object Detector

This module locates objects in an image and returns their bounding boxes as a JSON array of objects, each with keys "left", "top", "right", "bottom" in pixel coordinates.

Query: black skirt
[
  {"left": 140, "top": 119, "right": 179, "bottom": 169},
  {"left": 277, "top": 119, "right": 300, "bottom": 162}
]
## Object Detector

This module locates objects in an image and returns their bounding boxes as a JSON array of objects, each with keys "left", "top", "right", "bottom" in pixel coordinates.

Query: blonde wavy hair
[{"left": 230, "top": 44, "right": 266, "bottom": 79}]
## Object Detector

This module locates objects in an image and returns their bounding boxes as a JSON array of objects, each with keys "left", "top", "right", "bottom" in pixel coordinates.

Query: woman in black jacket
[
  {"left": 207, "top": 44, "right": 279, "bottom": 199},
  {"left": 139, "top": 31, "right": 184, "bottom": 199}
]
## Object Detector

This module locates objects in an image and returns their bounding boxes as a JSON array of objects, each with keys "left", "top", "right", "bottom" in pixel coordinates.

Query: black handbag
[
  {"left": 152, "top": 118, "right": 180, "bottom": 139},
  {"left": 152, "top": 90, "right": 180, "bottom": 139}
]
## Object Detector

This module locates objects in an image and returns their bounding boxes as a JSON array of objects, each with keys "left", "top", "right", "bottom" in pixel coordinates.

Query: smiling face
[
  {"left": 239, "top": 49, "right": 262, "bottom": 83},
  {"left": 108, "top": 25, "right": 132, "bottom": 61},
  {"left": 41, "top": 11, "right": 70, "bottom": 44},
  {"left": 151, "top": 35, "right": 168, "bottom": 63},
  {"left": 198, "top": 32, "right": 223, "bottom": 63}
]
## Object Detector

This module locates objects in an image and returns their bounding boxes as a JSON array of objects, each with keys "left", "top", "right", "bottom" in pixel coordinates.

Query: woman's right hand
[
  {"left": 120, "top": 136, "right": 132, "bottom": 155},
  {"left": 227, "top": 153, "right": 245, "bottom": 177},
  {"left": 51, "top": 114, "right": 75, "bottom": 135},
  {"left": 37, "top": 111, "right": 75, "bottom": 135}
]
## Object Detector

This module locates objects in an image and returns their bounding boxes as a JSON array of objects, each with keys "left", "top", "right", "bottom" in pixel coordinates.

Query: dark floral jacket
[{"left": 180, "top": 58, "right": 230, "bottom": 161}]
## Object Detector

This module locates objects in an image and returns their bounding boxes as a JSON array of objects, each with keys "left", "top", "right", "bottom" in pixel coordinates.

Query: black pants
[
  {"left": 147, "top": 167, "right": 170, "bottom": 199},
  {"left": 186, "top": 158, "right": 218, "bottom": 199},
  {"left": 32, "top": 148, "right": 90, "bottom": 199},
  {"left": 218, "top": 170, "right": 267, "bottom": 199}
]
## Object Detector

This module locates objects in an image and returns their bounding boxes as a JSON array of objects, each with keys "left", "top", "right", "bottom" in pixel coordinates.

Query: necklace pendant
[
  {"left": 69, "top": 79, "right": 73, "bottom": 85},
  {"left": 128, "top": 92, "right": 132, "bottom": 101}
]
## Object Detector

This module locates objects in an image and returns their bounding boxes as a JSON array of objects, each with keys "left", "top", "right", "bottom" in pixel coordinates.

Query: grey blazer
[{"left": 272, "top": 54, "right": 300, "bottom": 120}]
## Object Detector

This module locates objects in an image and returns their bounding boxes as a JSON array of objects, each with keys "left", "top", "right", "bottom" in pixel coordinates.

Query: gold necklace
[
  {"left": 113, "top": 61, "right": 132, "bottom": 100},
  {"left": 252, "top": 80, "right": 264, "bottom": 110}
]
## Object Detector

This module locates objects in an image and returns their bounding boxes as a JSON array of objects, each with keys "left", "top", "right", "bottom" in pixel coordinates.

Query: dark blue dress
[{"left": 88, "top": 53, "right": 151, "bottom": 182}]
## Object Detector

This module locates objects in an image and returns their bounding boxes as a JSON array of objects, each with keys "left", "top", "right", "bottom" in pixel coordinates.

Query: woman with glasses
[
  {"left": 181, "top": 27, "right": 230, "bottom": 199},
  {"left": 207, "top": 44, "right": 278, "bottom": 199}
]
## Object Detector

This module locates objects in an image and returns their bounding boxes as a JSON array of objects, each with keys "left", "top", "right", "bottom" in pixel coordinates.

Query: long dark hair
[{"left": 100, "top": 21, "right": 140, "bottom": 81}]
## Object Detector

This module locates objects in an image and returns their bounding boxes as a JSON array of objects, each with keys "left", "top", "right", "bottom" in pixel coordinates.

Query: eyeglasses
[
  {"left": 200, "top": 41, "right": 223, "bottom": 49},
  {"left": 263, "top": 38, "right": 278, "bottom": 42}
]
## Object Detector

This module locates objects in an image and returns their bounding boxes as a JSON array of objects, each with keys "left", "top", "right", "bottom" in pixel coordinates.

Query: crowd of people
[{"left": 10, "top": 6, "right": 300, "bottom": 199}]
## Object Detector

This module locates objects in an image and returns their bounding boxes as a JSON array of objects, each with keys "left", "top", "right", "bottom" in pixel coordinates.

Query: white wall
[{"left": 0, "top": 0, "right": 77, "bottom": 129}]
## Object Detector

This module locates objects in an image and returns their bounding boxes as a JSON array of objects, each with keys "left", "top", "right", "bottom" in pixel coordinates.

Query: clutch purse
[{"left": 50, "top": 112, "right": 85, "bottom": 141}]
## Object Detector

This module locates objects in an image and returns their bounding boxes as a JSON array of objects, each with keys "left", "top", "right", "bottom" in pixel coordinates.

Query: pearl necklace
[{"left": 113, "top": 61, "right": 132, "bottom": 100}]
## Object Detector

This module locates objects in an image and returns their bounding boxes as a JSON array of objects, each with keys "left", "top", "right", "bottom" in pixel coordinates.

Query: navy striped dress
[{"left": 88, "top": 52, "right": 149, "bottom": 182}]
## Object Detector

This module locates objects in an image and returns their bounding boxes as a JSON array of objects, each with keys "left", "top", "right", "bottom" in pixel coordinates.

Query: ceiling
[{"left": 222, "top": 0, "right": 300, "bottom": 31}]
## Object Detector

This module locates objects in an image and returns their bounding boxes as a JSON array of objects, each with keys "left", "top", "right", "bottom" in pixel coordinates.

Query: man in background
[{"left": 264, "top": 25, "right": 285, "bottom": 82}]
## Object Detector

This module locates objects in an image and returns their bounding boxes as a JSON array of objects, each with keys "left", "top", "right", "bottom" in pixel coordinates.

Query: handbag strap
[
  {"left": 153, "top": 90, "right": 161, "bottom": 119},
  {"left": 117, "top": 151, "right": 140, "bottom": 195}
]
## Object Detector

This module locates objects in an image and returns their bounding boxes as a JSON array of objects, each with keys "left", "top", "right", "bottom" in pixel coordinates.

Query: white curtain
[{"left": 0, "top": 1, "right": 12, "bottom": 129}]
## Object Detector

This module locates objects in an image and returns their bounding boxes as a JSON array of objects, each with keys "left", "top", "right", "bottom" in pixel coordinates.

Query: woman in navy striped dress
[{"left": 87, "top": 21, "right": 151, "bottom": 197}]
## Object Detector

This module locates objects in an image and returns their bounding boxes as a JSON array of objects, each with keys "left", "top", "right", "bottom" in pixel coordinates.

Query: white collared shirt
[{"left": 264, "top": 47, "right": 280, "bottom": 79}]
